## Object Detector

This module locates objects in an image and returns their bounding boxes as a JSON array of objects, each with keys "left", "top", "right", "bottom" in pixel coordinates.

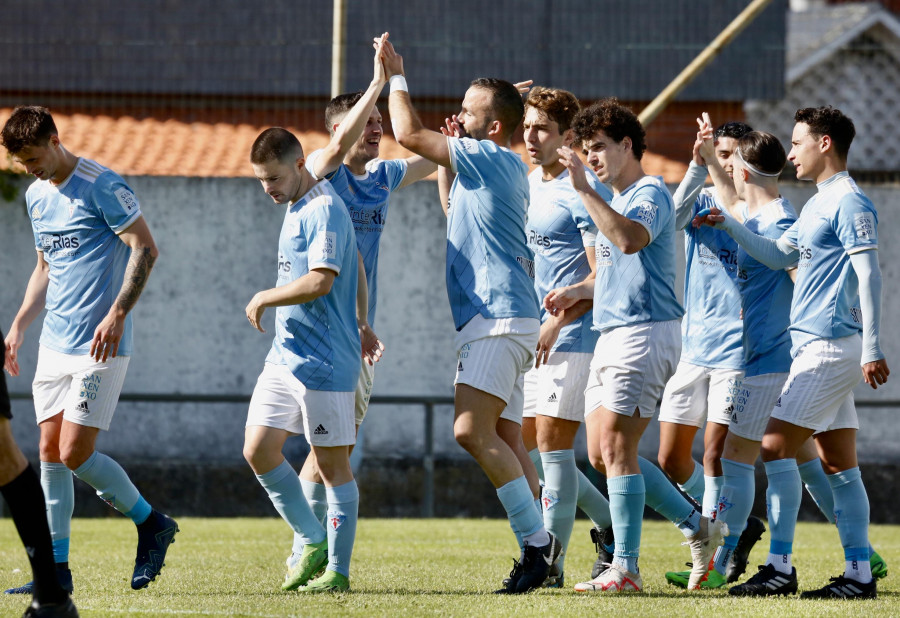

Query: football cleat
[
  {"left": 870, "top": 550, "right": 888, "bottom": 580},
  {"left": 132, "top": 511, "right": 179, "bottom": 590},
  {"left": 725, "top": 516, "right": 766, "bottom": 583},
  {"left": 298, "top": 570, "right": 350, "bottom": 593},
  {"left": 22, "top": 597, "right": 79, "bottom": 618},
  {"left": 590, "top": 527, "right": 614, "bottom": 579},
  {"left": 729, "top": 564, "right": 798, "bottom": 597},
  {"left": 514, "top": 534, "right": 561, "bottom": 593},
  {"left": 282, "top": 539, "right": 327, "bottom": 591},
  {"left": 799, "top": 575, "right": 876, "bottom": 600},
  {"left": 5, "top": 566, "right": 73, "bottom": 595},
  {"left": 574, "top": 563, "right": 642, "bottom": 593},
  {"left": 685, "top": 517, "right": 727, "bottom": 589},
  {"left": 494, "top": 558, "right": 524, "bottom": 594}
]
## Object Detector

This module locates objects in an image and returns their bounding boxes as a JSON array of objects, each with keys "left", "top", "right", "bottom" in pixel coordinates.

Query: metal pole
[
  {"left": 638, "top": 0, "right": 776, "bottom": 127},
  {"left": 423, "top": 402, "right": 435, "bottom": 518},
  {"left": 330, "top": 0, "right": 347, "bottom": 98}
]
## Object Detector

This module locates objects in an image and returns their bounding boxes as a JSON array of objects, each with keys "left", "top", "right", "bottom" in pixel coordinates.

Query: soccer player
[
  {"left": 243, "top": 128, "right": 360, "bottom": 593},
  {"left": 700, "top": 106, "right": 888, "bottom": 599},
  {"left": 660, "top": 121, "right": 767, "bottom": 588},
  {"left": 2, "top": 106, "right": 178, "bottom": 593},
  {"left": 550, "top": 98, "right": 725, "bottom": 592},
  {"left": 288, "top": 32, "right": 436, "bottom": 570},
  {"left": 380, "top": 39, "right": 558, "bottom": 594},
  {"left": 519, "top": 86, "right": 616, "bottom": 586},
  {"left": 2, "top": 330, "right": 78, "bottom": 617}
]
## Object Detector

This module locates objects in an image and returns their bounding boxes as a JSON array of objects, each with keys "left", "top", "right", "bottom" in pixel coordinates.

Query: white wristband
[{"left": 389, "top": 75, "right": 408, "bottom": 93}]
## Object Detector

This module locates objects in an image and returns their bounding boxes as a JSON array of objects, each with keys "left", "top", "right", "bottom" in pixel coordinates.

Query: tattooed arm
[{"left": 90, "top": 216, "right": 159, "bottom": 361}]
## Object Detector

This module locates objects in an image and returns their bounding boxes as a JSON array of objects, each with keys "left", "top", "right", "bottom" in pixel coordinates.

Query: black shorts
[{"left": 0, "top": 329, "right": 10, "bottom": 419}]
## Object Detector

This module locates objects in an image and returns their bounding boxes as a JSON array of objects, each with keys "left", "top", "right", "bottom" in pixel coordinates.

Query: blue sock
[
  {"left": 576, "top": 468, "right": 612, "bottom": 528},
  {"left": 256, "top": 461, "right": 325, "bottom": 545},
  {"left": 677, "top": 460, "right": 704, "bottom": 505},
  {"left": 528, "top": 448, "right": 544, "bottom": 481},
  {"left": 293, "top": 479, "right": 327, "bottom": 555},
  {"left": 497, "top": 476, "right": 544, "bottom": 547},
  {"left": 72, "top": 452, "right": 151, "bottom": 525},
  {"left": 828, "top": 468, "right": 870, "bottom": 564},
  {"left": 608, "top": 474, "right": 644, "bottom": 573},
  {"left": 798, "top": 458, "right": 835, "bottom": 523},
  {"left": 717, "top": 458, "right": 755, "bottom": 537},
  {"left": 764, "top": 458, "right": 801, "bottom": 563},
  {"left": 541, "top": 450, "right": 577, "bottom": 573},
  {"left": 325, "top": 480, "right": 359, "bottom": 578},
  {"left": 703, "top": 475, "right": 724, "bottom": 520},
  {"left": 40, "top": 462, "right": 73, "bottom": 564},
  {"left": 639, "top": 456, "right": 698, "bottom": 536}
]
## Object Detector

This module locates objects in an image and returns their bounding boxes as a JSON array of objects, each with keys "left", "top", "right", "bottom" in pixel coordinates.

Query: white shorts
[
  {"left": 454, "top": 322, "right": 538, "bottom": 426},
  {"left": 585, "top": 320, "right": 681, "bottom": 419},
  {"left": 729, "top": 372, "right": 788, "bottom": 441},
  {"left": 32, "top": 346, "right": 129, "bottom": 431},
  {"left": 523, "top": 352, "right": 592, "bottom": 422},
  {"left": 771, "top": 335, "right": 862, "bottom": 433},
  {"left": 355, "top": 360, "right": 375, "bottom": 425},
  {"left": 246, "top": 363, "right": 356, "bottom": 447},
  {"left": 658, "top": 361, "right": 743, "bottom": 427}
]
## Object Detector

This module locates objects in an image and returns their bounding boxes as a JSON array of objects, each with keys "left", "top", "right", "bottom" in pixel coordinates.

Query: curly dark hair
[
  {"left": 714, "top": 121, "right": 753, "bottom": 141},
  {"left": 794, "top": 106, "right": 855, "bottom": 161},
  {"left": 571, "top": 98, "right": 646, "bottom": 160},
  {"left": 524, "top": 87, "right": 580, "bottom": 133}
]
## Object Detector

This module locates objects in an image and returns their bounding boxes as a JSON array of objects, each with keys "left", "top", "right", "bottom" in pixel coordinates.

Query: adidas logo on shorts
[
  {"left": 547, "top": 392, "right": 558, "bottom": 403},
  {"left": 313, "top": 424, "right": 329, "bottom": 435},
  {"left": 75, "top": 400, "right": 90, "bottom": 414}
]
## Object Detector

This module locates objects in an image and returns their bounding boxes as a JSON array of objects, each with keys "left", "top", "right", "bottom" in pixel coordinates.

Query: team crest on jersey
[
  {"left": 114, "top": 187, "right": 138, "bottom": 212},
  {"left": 634, "top": 201, "right": 657, "bottom": 226},
  {"left": 541, "top": 488, "right": 560, "bottom": 511},
  {"left": 854, "top": 212, "right": 874, "bottom": 240},
  {"left": 68, "top": 198, "right": 84, "bottom": 217},
  {"left": 328, "top": 512, "right": 347, "bottom": 531}
]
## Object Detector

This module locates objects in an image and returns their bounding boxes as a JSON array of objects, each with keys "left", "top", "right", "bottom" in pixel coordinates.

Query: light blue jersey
[
  {"left": 592, "top": 176, "right": 683, "bottom": 331},
  {"left": 526, "top": 166, "right": 607, "bottom": 353},
  {"left": 680, "top": 187, "right": 744, "bottom": 369},
  {"left": 738, "top": 198, "right": 796, "bottom": 377},
  {"left": 446, "top": 137, "right": 540, "bottom": 330},
  {"left": 306, "top": 150, "right": 408, "bottom": 327},
  {"left": 265, "top": 180, "right": 361, "bottom": 392},
  {"left": 27, "top": 158, "right": 142, "bottom": 356},
  {"left": 783, "top": 172, "right": 878, "bottom": 356}
]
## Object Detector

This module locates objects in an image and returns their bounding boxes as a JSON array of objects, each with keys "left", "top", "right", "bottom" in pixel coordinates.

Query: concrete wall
[{"left": 2, "top": 176, "right": 900, "bottom": 518}]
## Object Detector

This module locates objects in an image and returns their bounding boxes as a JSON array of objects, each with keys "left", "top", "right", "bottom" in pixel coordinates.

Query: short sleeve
[
  {"left": 834, "top": 193, "right": 878, "bottom": 254},
  {"left": 92, "top": 172, "right": 142, "bottom": 233},
  {"left": 448, "top": 137, "right": 492, "bottom": 180},
  {"left": 367, "top": 158, "right": 408, "bottom": 192},
  {"left": 622, "top": 185, "right": 668, "bottom": 242},
  {"left": 306, "top": 198, "right": 350, "bottom": 274}
]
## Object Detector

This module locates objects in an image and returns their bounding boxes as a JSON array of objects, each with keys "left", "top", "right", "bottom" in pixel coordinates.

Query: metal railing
[{"left": 8, "top": 391, "right": 455, "bottom": 518}]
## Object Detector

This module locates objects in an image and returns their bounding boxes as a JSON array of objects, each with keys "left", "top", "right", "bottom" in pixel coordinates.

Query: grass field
[{"left": 0, "top": 518, "right": 897, "bottom": 617}]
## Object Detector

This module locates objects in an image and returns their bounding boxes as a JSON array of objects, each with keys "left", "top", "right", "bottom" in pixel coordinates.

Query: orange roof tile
[{"left": 0, "top": 108, "right": 687, "bottom": 183}]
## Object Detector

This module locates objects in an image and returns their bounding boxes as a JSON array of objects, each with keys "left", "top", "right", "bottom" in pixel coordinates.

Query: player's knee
[
  {"left": 59, "top": 443, "right": 91, "bottom": 470},
  {"left": 242, "top": 442, "right": 267, "bottom": 472},
  {"left": 588, "top": 452, "right": 606, "bottom": 473},
  {"left": 702, "top": 447, "right": 723, "bottom": 470},
  {"left": 38, "top": 437, "right": 61, "bottom": 463},
  {"left": 657, "top": 450, "right": 680, "bottom": 477},
  {"left": 453, "top": 425, "right": 484, "bottom": 455}
]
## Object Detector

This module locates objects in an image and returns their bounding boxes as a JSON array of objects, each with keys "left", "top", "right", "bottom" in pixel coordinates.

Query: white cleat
[
  {"left": 686, "top": 517, "right": 728, "bottom": 589},
  {"left": 574, "top": 563, "right": 643, "bottom": 593}
]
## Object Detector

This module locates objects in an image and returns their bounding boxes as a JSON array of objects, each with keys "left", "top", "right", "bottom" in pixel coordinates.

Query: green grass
[{"left": 0, "top": 518, "right": 897, "bottom": 617}]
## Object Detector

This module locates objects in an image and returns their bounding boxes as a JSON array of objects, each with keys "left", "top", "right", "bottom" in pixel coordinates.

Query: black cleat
[
  {"left": 729, "top": 564, "right": 798, "bottom": 597},
  {"left": 494, "top": 558, "right": 524, "bottom": 594},
  {"left": 514, "top": 534, "right": 561, "bottom": 593},
  {"left": 590, "top": 527, "right": 614, "bottom": 579},
  {"left": 131, "top": 510, "right": 179, "bottom": 590},
  {"left": 726, "top": 516, "right": 766, "bottom": 583},
  {"left": 22, "top": 597, "right": 79, "bottom": 618},
  {"left": 800, "top": 575, "right": 876, "bottom": 600},
  {"left": 5, "top": 566, "right": 73, "bottom": 595}
]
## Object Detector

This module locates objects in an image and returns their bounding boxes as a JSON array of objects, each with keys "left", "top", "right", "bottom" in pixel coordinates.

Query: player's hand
[
  {"left": 440, "top": 114, "right": 463, "bottom": 138},
  {"left": 544, "top": 285, "right": 581, "bottom": 316},
  {"left": 696, "top": 112, "right": 715, "bottom": 164},
  {"left": 557, "top": 146, "right": 589, "bottom": 192},
  {"left": 91, "top": 308, "right": 125, "bottom": 362},
  {"left": 372, "top": 32, "right": 388, "bottom": 84},
  {"left": 379, "top": 37, "right": 404, "bottom": 79},
  {"left": 4, "top": 327, "right": 24, "bottom": 377},
  {"left": 692, "top": 205, "right": 725, "bottom": 228},
  {"left": 692, "top": 132, "right": 706, "bottom": 166},
  {"left": 245, "top": 293, "right": 267, "bottom": 333},
  {"left": 535, "top": 316, "right": 562, "bottom": 368},
  {"left": 359, "top": 322, "right": 385, "bottom": 366},
  {"left": 862, "top": 358, "right": 890, "bottom": 389},
  {"left": 513, "top": 80, "right": 533, "bottom": 95}
]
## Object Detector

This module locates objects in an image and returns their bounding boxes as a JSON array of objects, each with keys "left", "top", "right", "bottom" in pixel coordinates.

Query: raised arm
[
  {"left": 312, "top": 33, "right": 389, "bottom": 179},
  {"left": 91, "top": 216, "right": 159, "bottom": 361},
  {"left": 397, "top": 155, "right": 438, "bottom": 189},
  {"left": 697, "top": 112, "right": 744, "bottom": 222},
  {"left": 557, "top": 146, "right": 649, "bottom": 254},
  {"left": 381, "top": 39, "right": 452, "bottom": 168},
  {"left": 4, "top": 251, "right": 50, "bottom": 376}
]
